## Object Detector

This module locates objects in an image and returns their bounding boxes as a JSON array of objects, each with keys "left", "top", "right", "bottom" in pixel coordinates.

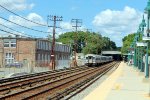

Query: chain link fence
[
  {"left": 0, "top": 59, "right": 86, "bottom": 78},
  {"left": 0, "top": 59, "right": 73, "bottom": 78}
]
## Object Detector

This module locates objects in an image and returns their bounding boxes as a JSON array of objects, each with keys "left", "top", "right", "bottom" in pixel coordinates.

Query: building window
[
  {"left": 40, "top": 41, "right": 42, "bottom": 49},
  {"left": 37, "top": 41, "right": 40, "bottom": 49},
  {"left": 48, "top": 54, "right": 50, "bottom": 60},
  {"left": 42, "top": 41, "right": 45, "bottom": 50},
  {"left": 4, "top": 44, "right": 9, "bottom": 47},
  {"left": 46, "top": 42, "right": 48, "bottom": 50},
  {"left": 5, "top": 53, "right": 14, "bottom": 64},
  {"left": 38, "top": 54, "right": 40, "bottom": 60},
  {"left": 45, "top": 54, "right": 47, "bottom": 61},
  {"left": 4, "top": 39, "right": 16, "bottom": 48},
  {"left": 11, "top": 44, "right": 16, "bottom": 47}
]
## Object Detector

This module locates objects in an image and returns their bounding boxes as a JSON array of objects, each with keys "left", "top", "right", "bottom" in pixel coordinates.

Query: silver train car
[{"left": 85, "top": 54, "right": 113, "bottom": 66}]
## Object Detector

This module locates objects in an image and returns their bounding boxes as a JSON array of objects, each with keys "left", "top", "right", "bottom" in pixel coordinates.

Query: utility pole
[
  {"left": 71, "top": 19, "right": 82, "bottom": 67},
  {"left": 47, "top": 15, "right": 62, "bottom": 70}
]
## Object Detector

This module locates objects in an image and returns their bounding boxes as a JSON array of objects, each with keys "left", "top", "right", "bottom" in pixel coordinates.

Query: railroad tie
[
  {"left": 19, "top": 84, "right": 26, "bottom": 89},
  {"left": 3, "top": 87, "right": 11, "bottom": 95}
]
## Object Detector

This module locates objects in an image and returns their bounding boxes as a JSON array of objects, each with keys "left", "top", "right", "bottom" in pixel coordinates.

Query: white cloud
[
  {"left": 8, "top": 13, "right": 46, "bottom": 27},
  {"left": 27, "top": 13, "right": 45, "bottom": 24},
  {"left": 0, "top": 13, "right": 46, "bottom": 37},
  {"left": 93, "top": 6, "right": 142, "bottom": 46},
  {"left": 47, "top": 21, "right": 87, "bottom": 38},
  {"left": 0, "top": 0, "right": 35, "bottom": 11},
  {"left": 47, "top": 22, "right": 72, "bottom": 38},
  {"left": 60, "top": 21, "right": 86, "bottom": 32},
  {"left": 47, "top": 27, "right": 63, "bottom": 38},
  {"left": 60, "top": 22, "right": 72, "bottom": 30}
]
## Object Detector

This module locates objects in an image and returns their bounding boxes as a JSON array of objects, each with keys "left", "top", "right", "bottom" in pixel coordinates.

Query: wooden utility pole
[
  {"left": 71, "top": 19, "right": 82, "bottom": 67},
  {"left": 47, "top": 15, "right": 62, "bottom": 70}
]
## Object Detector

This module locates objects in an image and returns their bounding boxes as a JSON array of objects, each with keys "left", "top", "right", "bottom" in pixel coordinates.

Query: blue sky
[{"left": 0, "top": 0, "right": 148, "bottom": 47}]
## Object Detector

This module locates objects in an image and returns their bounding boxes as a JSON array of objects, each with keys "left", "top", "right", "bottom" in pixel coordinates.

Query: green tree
[
  {"left": 57, "top": 31, "right": 117, "bottom": 54},
  {"left": 121, "top": 33, "right": 135, "bottom": 54}
]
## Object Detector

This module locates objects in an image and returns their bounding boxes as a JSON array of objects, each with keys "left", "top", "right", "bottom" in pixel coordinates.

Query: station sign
[
  {"left": 136, "top": 42, "right": 147, "bottom": 46},
  {"left": 143, "top": 36, "right": 150, "bottom": 40}
]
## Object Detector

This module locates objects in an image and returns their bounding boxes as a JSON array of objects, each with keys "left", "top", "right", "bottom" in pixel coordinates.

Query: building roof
[
  {"left": 101, "top": 51, "right": 121, "bottom": 55},
  {"left": 0, "top": 36, "right": 70, "bottom": 46}
]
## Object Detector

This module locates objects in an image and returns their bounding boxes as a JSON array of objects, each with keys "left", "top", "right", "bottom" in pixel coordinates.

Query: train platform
[{"left": 83, "top": 62, "right": 150, "bottom": 100}]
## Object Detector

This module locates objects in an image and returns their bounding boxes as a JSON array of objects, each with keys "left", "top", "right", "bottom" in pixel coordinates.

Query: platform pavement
[{"left": 83, "top": 62, "right": 150, "bottom": 100}]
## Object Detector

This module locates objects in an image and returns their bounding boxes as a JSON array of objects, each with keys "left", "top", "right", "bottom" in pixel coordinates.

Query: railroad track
[
  {"left": 0, "top": 66, "right": 90, "bottom": 95},
  {"left": 0, "top": 66, "right": 85, "bottom": 84},
  {"left": 0, "top": 61, "right": 119, "bottom": 100},
  {"left": 64, "top": 61, "right": 121, "bottom": 100}
]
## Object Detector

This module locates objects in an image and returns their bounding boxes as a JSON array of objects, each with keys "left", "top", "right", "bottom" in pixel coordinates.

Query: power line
[
  {"left": 0, "top": 23, "right": 36, "bottom": 38},
  {"left": 0, "top": 4, "right": 48, "bottom": 27},
  {"left": 0, "top": 16, "right": 50, "bottom": 33},
  {"left": 0, "top": 28, "right": 31, "bottom": 38}
]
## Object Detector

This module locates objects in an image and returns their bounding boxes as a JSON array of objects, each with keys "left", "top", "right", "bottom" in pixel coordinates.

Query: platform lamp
[
  {"left": 144, "top": 0, "right": 150, "bottom": 78},
  {"left": 137, "top": 25, "right": 146, "bottom": 70},
  {"left": 139, "top": 15, "right": 146, "bottom": 72},
  {"left": 136, "top": 35, "right": 140, "bottom": 67},
  {"left": 137, "top": 26, "right": 142, "bottom": 69}
]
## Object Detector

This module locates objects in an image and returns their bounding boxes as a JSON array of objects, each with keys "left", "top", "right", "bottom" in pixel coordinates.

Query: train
[{"left": 85, "top": 54, "right": 113, "bottom": 66}]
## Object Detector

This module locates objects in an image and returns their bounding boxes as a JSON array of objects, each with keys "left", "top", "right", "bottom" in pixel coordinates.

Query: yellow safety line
[{"left": 83, "top": 62, "right": 124, "bottom": 100}]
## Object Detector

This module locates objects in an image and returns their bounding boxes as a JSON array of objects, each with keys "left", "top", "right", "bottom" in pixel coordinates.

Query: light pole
[
  {"left": 144, "top": 0, "right": 150, "bottom": 78},
  {"left": 140, "top": 15, "right": 146, "bottom": 72},
  {"left": 137, "top": 26, "right": 141, "bottom": 69}
]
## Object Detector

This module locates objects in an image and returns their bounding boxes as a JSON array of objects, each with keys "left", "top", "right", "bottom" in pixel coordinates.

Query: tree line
[
  {"left": 121, "top": 33, "right": 149, "bottom": 54},
  {"left": 54, "top": 31, "right": 117, "bottom": 54}
]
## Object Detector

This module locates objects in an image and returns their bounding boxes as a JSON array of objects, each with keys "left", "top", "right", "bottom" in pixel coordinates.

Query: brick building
[{"left": 0, "top": 36, "right": 71, "bottom": 69}]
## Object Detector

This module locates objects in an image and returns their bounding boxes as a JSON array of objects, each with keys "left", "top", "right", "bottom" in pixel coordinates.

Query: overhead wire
[
  {"left": 0, "top": 5, "right": 67, "bottom": 36},
  {"left": 0, "top": 28, "right": 31, "bottom": 38},
  {"left": 0, "top": 16, "right": 50, "bottom": 33},
  {"left": 0, "top": 4, "right": 48, "bottom": 27},
  {"left": 0, "top": 23, "right": 37, "bottom": 38}
]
